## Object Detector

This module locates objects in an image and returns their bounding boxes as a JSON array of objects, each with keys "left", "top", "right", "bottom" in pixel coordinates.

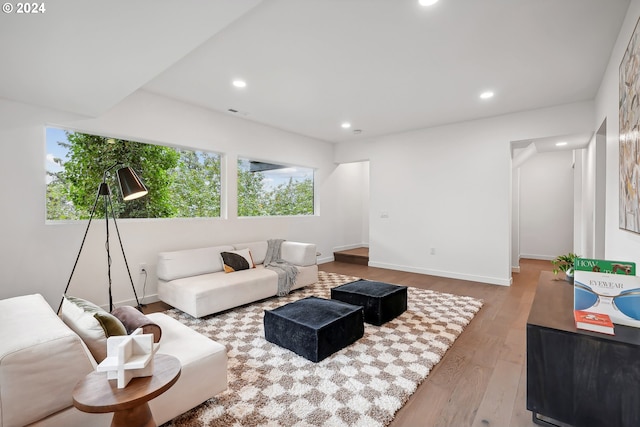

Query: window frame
[
  {"left": 236, "top": 156, "right": 317, "bottom": 218},
  {"left": 45, "top": 125, "right": 225, "bottom": 222}
]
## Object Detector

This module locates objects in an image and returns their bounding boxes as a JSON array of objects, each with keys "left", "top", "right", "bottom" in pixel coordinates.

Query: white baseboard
[
  {"left": 332, "top": 243, "right": 369, "bottom": 252},
  {"left": 107, "top": 294, "right": 160, "bottom": 310},
  {"left": 368, "top": 261, "right": 512, "bottom": 286},
  {"left": 519, "top": 254, "right": 554, "bottom": 261}
]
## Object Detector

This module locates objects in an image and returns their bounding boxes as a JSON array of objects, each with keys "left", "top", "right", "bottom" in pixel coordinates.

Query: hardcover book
[
  {"left": 574, "top": 310, "right": 615, "bottom": 335},
  {"left": 574, "top": 269, "right": 640, "bottom": 328},
  {"left": 574, "top": 258, "right": 635, "bottom": 275}
]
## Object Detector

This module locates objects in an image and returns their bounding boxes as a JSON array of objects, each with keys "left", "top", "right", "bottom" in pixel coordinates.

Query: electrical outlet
[
  {"left": 430, "top": 248, "right": 436, "bottom": 255},
  {"left": 139, "top": 263, "right": 147, "bottom": 274}
]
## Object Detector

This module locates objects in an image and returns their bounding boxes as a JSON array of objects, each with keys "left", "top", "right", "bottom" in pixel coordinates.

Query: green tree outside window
[
  {"left": 46, "top": 129, "right": 221, "bottom": 220},
  {"left": 237, "top": 158, "right": 314, "bottom": 217},
  {"left": 46, "top": 129, "right": 314, "bottom": 220}
]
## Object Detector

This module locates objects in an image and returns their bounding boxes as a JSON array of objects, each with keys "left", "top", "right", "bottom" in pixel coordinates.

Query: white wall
[
  {"left": 511, "top": 166, "right": 520, "bottom": 271},
  {"left": 0, "top": 91, "right": 369, "bottom": 308},
  {"left": 596, "top": 0, "right": 640, "bottom": 265},
  {"left": 579, "top": 135, "right": 597, "bottom": 258},
  {"left": 518, "top": 150, "right": 574, "bottom": 260},
  {"left": 594, "top": 123, "right": 607, "bottom": 258},
  {"left": 336, "top": 102, "right": 594, "bottom": 286},
  {"left": 574, "top": 146, "right": 585, "bottom": 254},
  {"left": 361, "top": 161, "right": 370, "bottom": 245},
  {"left": 324, "top": 161, "right": 370, "bottom": 252}
]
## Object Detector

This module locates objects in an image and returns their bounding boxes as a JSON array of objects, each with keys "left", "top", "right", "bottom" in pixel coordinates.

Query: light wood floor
[
  {"left": 146, "top": 258, "right": 548, "bottom": 427},
  {"left": 319, "top": 259, "right": 547, "bottom": 427}
]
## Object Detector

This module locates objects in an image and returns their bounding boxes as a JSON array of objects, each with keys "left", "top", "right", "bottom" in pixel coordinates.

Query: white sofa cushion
[
  {"left": 146, "top": 313, "right": 227, "bottom": 425},
  {"left": 158, "top": 266, "right": 279, "bottom": 318},
  {"left": 158, "top": 264, "right": 319, "bottom": 318},
  {"left": 281, "top": 241, "right": 317, "bottom": 266},
  {"left": 26, "top": 407, "right": 110, "bottom": 427},
  {"left": 157, "top": 245, "right": 234, "bottom": 281},
  {"left": 294, "top": 265, "right": 319, "bottom": 290},
  {"left": 0, "top": 294, "right": 95, "bottom": 427},
  {"left": 233, "top": 241, "right": 268, "bottom": 264}
]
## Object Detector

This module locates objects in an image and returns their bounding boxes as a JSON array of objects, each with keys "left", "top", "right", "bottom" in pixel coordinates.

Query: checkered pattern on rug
[{"left": 161, "top": 271, "right": 483, "bottom": 427}]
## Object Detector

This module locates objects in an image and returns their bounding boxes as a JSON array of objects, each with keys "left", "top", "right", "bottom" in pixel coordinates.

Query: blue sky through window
[{"left": 46, "top": 127, "right": 68, "bottom": 180}]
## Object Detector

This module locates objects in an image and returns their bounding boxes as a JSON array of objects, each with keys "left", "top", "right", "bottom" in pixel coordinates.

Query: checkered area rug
[{"left": 161, "top": 271, "right": 483, "bottom": 427}]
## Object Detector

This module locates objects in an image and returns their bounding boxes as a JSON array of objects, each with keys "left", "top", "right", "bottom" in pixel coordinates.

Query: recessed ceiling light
[
  {"left": 556, "top": 141, "right": 568, "bottom": 147},
  {"left": 480, "top": 91, "right": 494, "bottom": 99},
  {"left": 419, "top": 0, "right": 439, "bottom": 6},
  {"left": 232, "top": 80, "right": 247, "bottom": 88},
  {"left": 341, "top": 122, "right": 352, "bottom": 129}
]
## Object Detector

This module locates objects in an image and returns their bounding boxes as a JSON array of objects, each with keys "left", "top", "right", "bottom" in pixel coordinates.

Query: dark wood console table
[{"left": 527, "top": 271, "right": 640, "bottom": 427}]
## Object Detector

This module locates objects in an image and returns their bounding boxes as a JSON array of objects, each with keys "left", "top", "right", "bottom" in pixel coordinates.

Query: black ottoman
[
  {"left": 264, "top": 296, "right": 364, "bottom": 362},
  {"left": 331, "top": 279, "right": 408, "bottom": 326}
]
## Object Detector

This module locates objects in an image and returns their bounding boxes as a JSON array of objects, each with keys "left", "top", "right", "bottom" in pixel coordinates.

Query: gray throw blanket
[{"left": 264, "top": 239, "right": 299, "bottom": 296}]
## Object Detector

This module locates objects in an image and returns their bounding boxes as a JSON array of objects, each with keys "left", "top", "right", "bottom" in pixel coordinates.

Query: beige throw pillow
[{"left": 60, "top": 295, "right": 126, "bottom": 362}]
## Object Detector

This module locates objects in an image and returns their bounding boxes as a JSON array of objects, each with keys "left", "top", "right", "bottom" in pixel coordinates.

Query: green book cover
[{"left": 574, "top": 258, "right": 636, "bottom": 275}]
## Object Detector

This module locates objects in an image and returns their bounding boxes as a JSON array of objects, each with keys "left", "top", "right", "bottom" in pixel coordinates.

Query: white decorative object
[{"left": 96, "top": 328, "right": 157, "bottom": 388}]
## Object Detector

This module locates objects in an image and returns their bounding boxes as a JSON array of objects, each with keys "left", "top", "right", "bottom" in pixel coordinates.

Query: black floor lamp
[{"left": 57, "top": 164, "right": 148, "bottom": 314}]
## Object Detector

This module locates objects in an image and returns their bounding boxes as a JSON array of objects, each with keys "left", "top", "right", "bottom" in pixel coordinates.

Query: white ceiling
[
  {"left": 0, "top": 0, "right": 261, "bottom": 116},
  {"left": 0, "top": 0, "right": 631, "bottom": 143}
]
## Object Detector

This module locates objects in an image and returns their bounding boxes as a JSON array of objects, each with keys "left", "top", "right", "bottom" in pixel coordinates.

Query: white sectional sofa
[
  {"left": 0, "top": 294, "right": 227, "bottom": 427},
  {"left": 157, "top": 240, "right": 318, "bottom": 318}
]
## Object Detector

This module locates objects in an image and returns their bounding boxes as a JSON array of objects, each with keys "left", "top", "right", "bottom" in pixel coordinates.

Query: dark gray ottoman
[
  {"left": 264, "top": 296, "right": 364, "bottom": 362},
  {"left": 331, "top": 279, "right": 408, "bottom": 326}
]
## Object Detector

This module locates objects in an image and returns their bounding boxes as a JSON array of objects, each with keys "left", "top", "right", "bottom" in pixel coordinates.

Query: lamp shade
[{"left": 117, "top": 167, "right": 148, "bottom": 201}]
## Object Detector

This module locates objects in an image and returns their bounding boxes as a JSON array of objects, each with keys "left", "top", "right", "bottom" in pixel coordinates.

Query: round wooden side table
[{"left": 73, "top": 353, "right": 181, "bottom": 427}]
